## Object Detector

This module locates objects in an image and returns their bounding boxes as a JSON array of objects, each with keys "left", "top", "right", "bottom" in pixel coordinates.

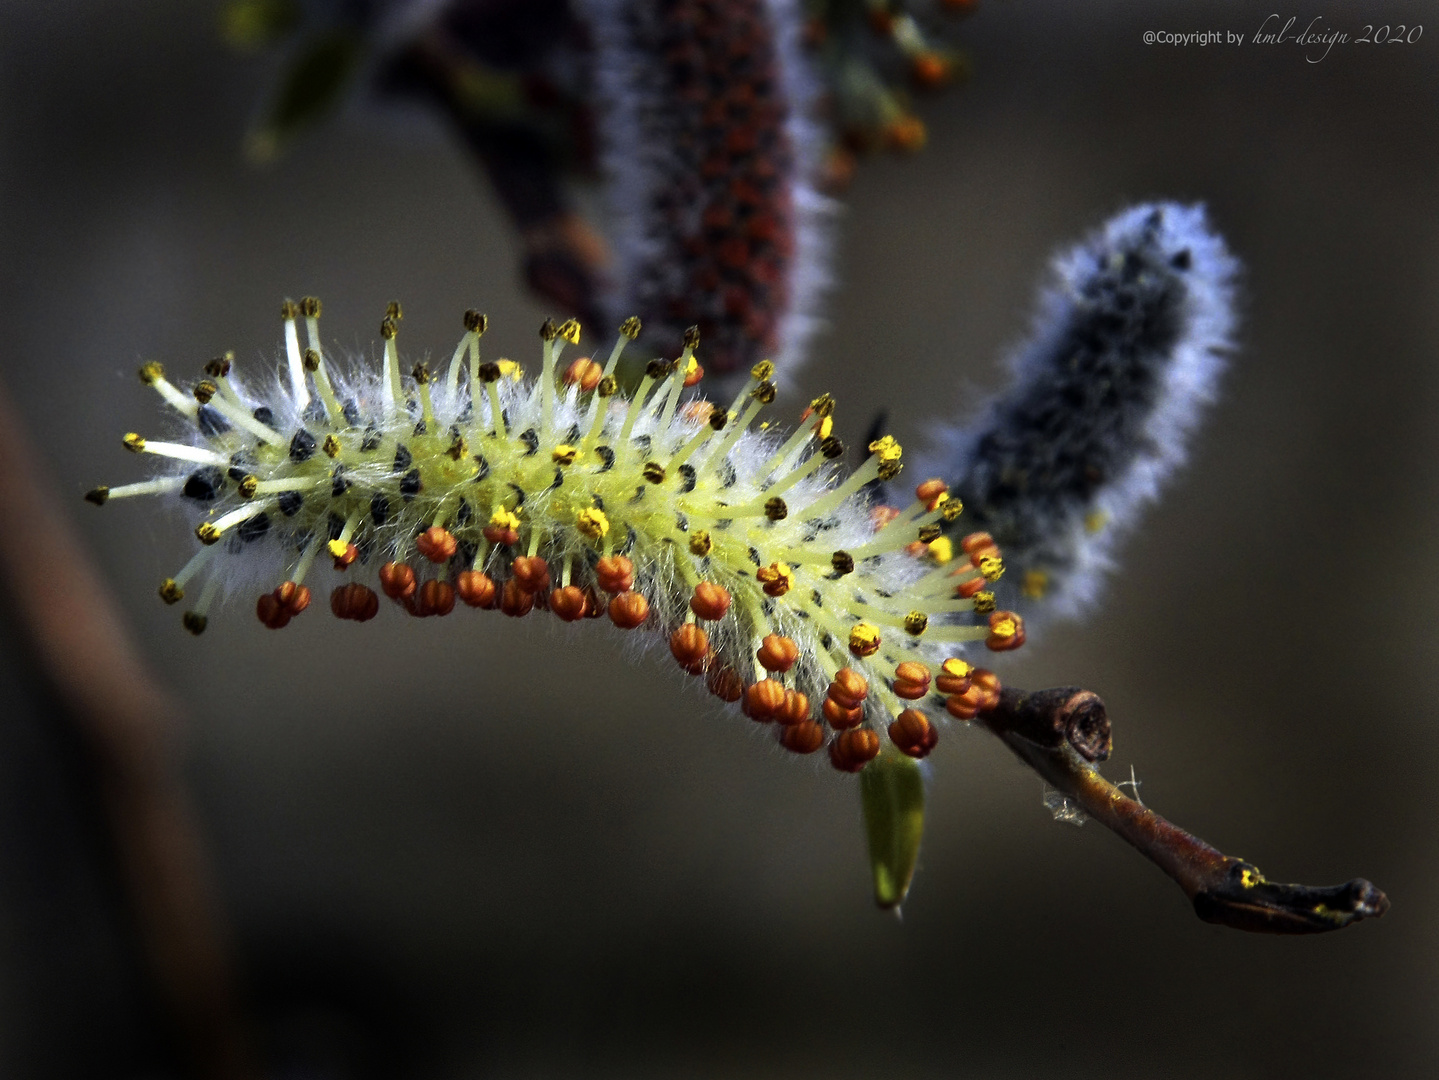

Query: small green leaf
[
  {"left": 221, "top": 0, "right": 301, "bottom": 52},
  {"left": 247, "top": 30, "right": 364, "bottom": 162},
  {"left": 860, "top": 751, "right": 925, "bottom": 909}
]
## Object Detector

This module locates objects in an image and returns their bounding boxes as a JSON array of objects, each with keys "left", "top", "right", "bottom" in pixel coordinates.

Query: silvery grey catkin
[{"left": 929, "top": 202, "right": 1239, "bottom": 619}]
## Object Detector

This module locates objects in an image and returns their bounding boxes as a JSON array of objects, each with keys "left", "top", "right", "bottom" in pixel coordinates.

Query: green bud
[{"left": 860, "top": 751, "right": 926, "bottom": 910}]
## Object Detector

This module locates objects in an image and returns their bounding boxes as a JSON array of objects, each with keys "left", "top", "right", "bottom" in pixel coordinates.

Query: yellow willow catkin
[{"left": 88, "top": 301, "right": 1026, "bottom": 774}]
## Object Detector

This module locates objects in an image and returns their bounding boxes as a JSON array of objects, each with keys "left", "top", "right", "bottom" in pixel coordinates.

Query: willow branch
[{"left": 979, "top": 686, "right": 1389, "bottom": 934}]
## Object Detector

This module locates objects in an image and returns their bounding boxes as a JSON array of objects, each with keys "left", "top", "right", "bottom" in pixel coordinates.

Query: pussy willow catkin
[
  {"left": 929, "top": 202, "right": 1237, "bottom": 619},
  {"left": 88, "top": 302, "right": 1022, "bottom": 773}
]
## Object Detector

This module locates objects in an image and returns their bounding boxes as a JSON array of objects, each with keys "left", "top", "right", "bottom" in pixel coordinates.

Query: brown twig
[
  {"left": 979, "top": 686, "right": 1389, "bottom": 934},
  {"left": 0, "top": 380, "right": 256, "bottom": 1077}
]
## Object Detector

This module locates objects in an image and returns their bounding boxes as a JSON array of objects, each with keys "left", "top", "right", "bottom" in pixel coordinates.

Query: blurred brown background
[{"left": 1, "top": 1, "right": 1436, "bottom": 1076}]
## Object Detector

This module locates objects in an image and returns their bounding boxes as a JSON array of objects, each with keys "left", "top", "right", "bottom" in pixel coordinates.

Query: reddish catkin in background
[{"left": 589, "top": 0, "right": 829, "bottom": 381}]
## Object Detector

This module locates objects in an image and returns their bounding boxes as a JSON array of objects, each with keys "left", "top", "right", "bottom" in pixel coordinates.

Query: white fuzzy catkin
[
  {"left": 927, "top": 202, "right": 1239, "bottom": 620},
  {"left": 91, "top": 303, "right": 1022, "bottom": 772}
]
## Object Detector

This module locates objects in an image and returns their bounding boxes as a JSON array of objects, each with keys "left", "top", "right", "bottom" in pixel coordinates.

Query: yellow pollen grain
[
  {"left": 496, "top": 360, "right": 521, "bottom": 381},
  {"left": 756, "top": 561, "right": 794, "bottom": 594},
  {"left": 552, "top": 444, "right": 579, "bottom": 465},
  {"left": 928, "top": 536, "right": 954, "bottom": 563},
  {"left": 576, "top": 507, "right": 609, "bottom": 539},
  {"left": 849, "top": 622, "right": 881, "bottom": 656},
  {"left": 991, "top": 617, "right": 1017, "bottom": 638},
  {"left": 979, "top": 554, "right": 1005, "bottom": 581},
  {"left": 491, "top": 507, "right": 520, "bottom": 530},
  {"left": 972, "top": 591, "right": 996, "bottom": 614},
  {"left": 1021, "top": 569, "right": 1049, "bottom": 599},
  {"left": 327, "top": 539, "right": 349, "bottom": 559},
  {"left": 868, "top": 435, "right": 902, "bottom": 462},
  {"left": 941, "top": 658, "right": 973, "bottom": 679}
]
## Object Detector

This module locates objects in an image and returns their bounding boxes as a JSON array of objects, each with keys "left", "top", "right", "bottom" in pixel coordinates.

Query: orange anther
[
  {"left": 828, "top": 668, "right": 869, "bottom": 708},
  {"left": 848, "top": 623, "right": 881, "bottom": 658},
  {"left": 986, "top": 611, "right": 1026, "bottom": 652},
  {"left": 255, "top": 591, "right": 291, "bottom": 629},
  {"left": 499, "top": 577, "right": 534, "bottom": 617},
  {"left": 960, "top": 532, "right": 995, "bottom": 555},
  {"left": 683, "top": 362, "right": 704, "bottom": 387},
  {"left": 596, "top": 554, "right": 635, "bottom": 594},
  {"left": 274, "top": 580, "right": 311, "bottom": 616},
  {"left": 483, "top": 522, "right": 519, "bottom": 546},
  {"left": 608, "top": 590, "right": 649, "bottom": 629},
  {"left": 883, "top": 115, "right": 927, "bottom": 154},
  {"left": 670, "top": 624, "right": 710, "bottom": 669},
  {"left": 894, "top": 661, "right": 930, "bottom": 685},
  {"left": 828, "top": 728, "right": 881, "bottom": 772},
  {"left": 681, "top": 399, "right": 715, "bottom": 423},
  {"left": 778, "top": 720, "right": 825, "bottom": 755},
  {"left": 743, "top": 679, "right": 786, "bottom": 722},
  {"left": 706, "top": 664, "right": 744, "bottom": 703},
  {"left": 511, "top": 555, "right": 551, "bottom": 594},
  {"left": 690, "top": 581, "right": 732, "bottom": 621},
  {"left": 955, "top": 574, "right": 988, "bottom": 598},
  {"left": 889, "top": 709, "right": 939, "bottom": 758},
  {"left": 823, "top": 696, "right": 865, "bottom": 730},
  {"left": 757, "top": 633, "right": 800, "bottom": 672},
  {"left": 562, "top": 356, "right": 602, "bottom": 391},
  {"left": 330, "top": 583, "right": 378, "bottom": 622},
  {"left": 756, "top": 562, "right": 792, "bottom": 597},
  {"left": 911, "top": 52, "right": 951, "bottom": 90},
  {"left": 548, "top": 585, "right": 587, "bottom": 622},
  {"left": 379, "top": 561, "right": 417, "bottom": 601},
  {"left": 945, "top": 685, "right": 986, "bottom": 720},
  {"left": 893, "top": 660, "right": 931, "bottom": 700},
  {"left": 776, "top": 690, "right": 811, "bottom": 726},
  {"left": 332, "top": 542, "right": 359, "bottom": 570},
  {"left": 456, "top": 570, "right": 497, "bottom": 608},
  {"left": 971, "top": 668, "right": 1002, "bottom": 710},
  {"left": 870, "top": 505, "right": 902, "bottom": 530},
  {"left": 935, "top": 657, "right": 974, "bottom": 695},
  {"left": 970, "top": 545, "right": 1000, "bottom": 568},
  {"left": 416, "top": 579, "right": 455, "bottom": 617},
  {"left": 915, "top": 478, "right": 948, "bottom": 502},
  {"left": 415, "top": 526, "right": 458, "bottom": 563}
]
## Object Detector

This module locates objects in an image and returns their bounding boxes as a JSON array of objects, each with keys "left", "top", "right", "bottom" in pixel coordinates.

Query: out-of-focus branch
[
  {"left": 0, "top": 380, "right": 255, "bottom": 1078},
  {"left": 979, "top": 686, "right": 1389, "bottom": 934}
]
